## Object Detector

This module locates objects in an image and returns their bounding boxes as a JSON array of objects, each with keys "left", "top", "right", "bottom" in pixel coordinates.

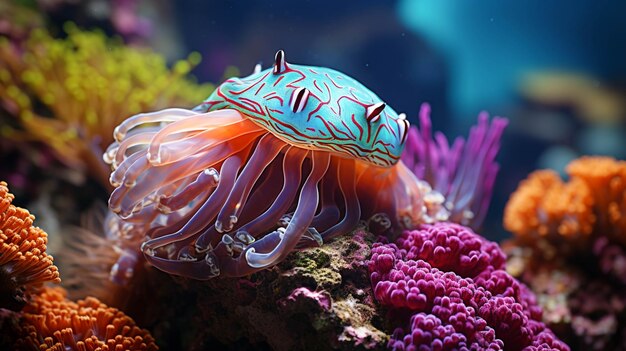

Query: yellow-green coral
[{"left": 0, "top": 23, "right": 215, "bottom": 186}]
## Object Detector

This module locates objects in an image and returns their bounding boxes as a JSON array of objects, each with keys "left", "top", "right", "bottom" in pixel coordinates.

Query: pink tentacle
[
  {"left": 157, "top": 168, "right": 220, "bottom": 213},
  {"left": 150, "top": 121, "right": 263, "bottom": 166},
  {"left": 311, "top": 158, "right": 341, "bottom": 232},
  {"left": 246, "top": 151, "right": 330, "bottom": 265},
  {"left": 116, "top": 136, "right": 255, "bottom": 217},
  {"left": 215, "top": 134, "right": 286, "bottom": 233},
  {"left": 147, "top": 109, "right": 246, "bottom": 165},
  {"left": 114, "top": 108, "right": 198, "bottom": 141},
  {"left": 321, "top": 159, "right": 361, "bottom": 240},
  {"left": 235, "top": 146, "right": 306, "bottom": 236},
  {"left": 141, "top": 154, "right": 246, "bottom": 253}
]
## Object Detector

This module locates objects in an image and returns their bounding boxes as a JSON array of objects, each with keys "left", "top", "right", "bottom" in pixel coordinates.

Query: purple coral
[
  {"left": 369, "top": 222, "right": 568, "bottom": 350},
  {"left": 396, "top": 222, "right": 506, "bottom": 278},
  {"left": 401, "top": 104, "right": 508, "bottom": 228},
  {"left": 280, "top": 287, "right": 332, "bottom": 312}
]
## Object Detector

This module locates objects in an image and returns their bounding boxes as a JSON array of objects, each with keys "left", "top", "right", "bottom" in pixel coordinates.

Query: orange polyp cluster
[
  {"left": 15, "top": 286, "right": 158, "bottom": 351},
  {"left": 567, "top": 156, "right": 626, "bottom": 242},
  {"left": 0, "top": 181, "right": 60, "bottom": 310},
  {"left": 504, "top": 156, "right": 626, "bottom": 247},
  {"left": 504, "top": 170, "right": 595, "bottom": 241}
]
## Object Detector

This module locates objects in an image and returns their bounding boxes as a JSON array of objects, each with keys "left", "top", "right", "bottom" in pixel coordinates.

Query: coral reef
[
  {"left": 5, "top": 285, "right": 157, "bottom": 351},
  {"left": 0, "top": 181, "right": 60, "bottom": 311},
  {"left": 0, "top": 24, "right": 215, "bottom": 187},
  {"left": 0, "top": 184, "right": 157, "bottom": 350},
  {"left": 117, "top": 229, "right": 388, "bottom": 350},
  {"left": 401, "top": 104, "right": 508, "bottom": 229},
  {"left": 369, "top": 222, "right": 568, "bottom": 350},
  {"left": 504, "top": 156, "right": 626, "bottom": 350}
]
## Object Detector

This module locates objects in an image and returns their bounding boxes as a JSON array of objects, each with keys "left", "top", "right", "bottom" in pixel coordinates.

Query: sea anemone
[
  {"left": 105, "top": 51, "right": 431, "bottom": 279},
  {"left": 0, "top": 24, "right": 215, "bottom": 187},
  {"left": 0, "top": 181, "right": 60, "bottom": 311},
  {"left": 401, "top": 103, "right": 508, "bottom": 229},
  {"left": 12, "top": 286, "right": 158, "bottom": 351},
  {"left": 369, "top": 222, "right": 569, "bottom": 351}
]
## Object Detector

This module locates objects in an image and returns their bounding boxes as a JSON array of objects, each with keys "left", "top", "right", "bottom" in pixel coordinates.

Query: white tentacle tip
[
  {"left": 109, "top": 176, "right": 121, "bottom": 188},
  {"left": 113, "top": 126, "right": 125, "bottom": 142},
  {"left": 147, "top": 151, "right": 162, "bottom": 165}
]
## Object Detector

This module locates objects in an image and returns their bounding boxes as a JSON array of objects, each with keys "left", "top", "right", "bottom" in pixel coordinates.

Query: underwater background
[{"left": 1, "top": 1, "right": 625, "bottom": 350}]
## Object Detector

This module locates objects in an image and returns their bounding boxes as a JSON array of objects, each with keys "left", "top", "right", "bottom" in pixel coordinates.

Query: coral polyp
[
  {"left": 12, "top": 286, "right": 157, "bottom": 351},
  {"left": 0, "top": 181, "right": 60, "bottom": 311},
  {"left": 105, "top": 50, "right": 431, "bottom": 279}
]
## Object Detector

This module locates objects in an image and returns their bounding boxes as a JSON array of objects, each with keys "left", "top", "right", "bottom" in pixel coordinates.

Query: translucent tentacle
[
  {"left": 109, "top": 151, "right": 145, "bottom": 187},
  {"left": 243, "top": 151, "right": 330, "bottom": 269},
  {"left": 227, "top": 153, "right": 286, "bottom": 230},
  {"left": 143, "top": 250, "right": 221, "bottom": 280},
  {"left": 357, "top": 160, "right": 426, "bottom": 229},
  {"left": 114, "top": 136, "right": 255, "bottom": 217},
  {"left": 236, "top": 147, "right": 306, "bottom": 236},
  {"left": 113, "top": 108, "right": 199, "bottom": 142},
  {"left": 311, "top": 158, "right": 341, "bottom": 232},
  {"left": 321, "top": 158, "right": 361, "bottom": 240},
  {"left": 150, "top": 121, "right": 263, "bottom": 166},
  {"left": 141, "top": 154, "right": 246, "bottom": 253},
  {"left": 215, "top": 134, "right": 285, "bottom": 233},
  {"left": 193, "top": 225, "right": 219, "bottom": 253},
  {"left": 147, "top": 109, "right": 247, "bottom": 165},
  {"left": 158, "top": 168, "right": 220, "bottom": 213},
  {"left": 109, "top": 155, "right": 150, "bottom": 213},
  {"left": 194, "top": 152, "right": 289, "bottom": 251},
  {"left": 109, "top": 125, "right": 166, "bottom": 167},
  {"left": 109, "top": 131, "right": 158, "bottom": 168}
]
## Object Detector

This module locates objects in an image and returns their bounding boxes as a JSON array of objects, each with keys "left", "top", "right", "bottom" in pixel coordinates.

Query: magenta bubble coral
[
  {"left": 369, "top": 222, "right": 568, "bottom": 351},
  {"left": 401, "top": 104, "right": 508, "bottom": 228}
]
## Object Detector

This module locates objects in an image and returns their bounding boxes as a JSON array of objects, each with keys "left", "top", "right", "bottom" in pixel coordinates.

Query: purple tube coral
[
  {"left": 401, "top": 104, "right": 508, "bottom": 228},
  {"left": 369, "top": 222, "right": 568, "bottom": 350}
]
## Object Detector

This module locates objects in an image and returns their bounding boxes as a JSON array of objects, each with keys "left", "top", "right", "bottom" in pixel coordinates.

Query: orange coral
[
  {"left": 504, "top": 155, "right": 626, "bottom": 251},
  {"left": 0, "top": 181, "right": 60, "bottom": 310},
  {"left": 14, "top": 286, "right": 158, "bottom": 351},
  {"left": 504, "top": 169, "right": 595, "bottom": 241},
  {"left": 567, "top": 156, "right": 626, "bottom": 242}
]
